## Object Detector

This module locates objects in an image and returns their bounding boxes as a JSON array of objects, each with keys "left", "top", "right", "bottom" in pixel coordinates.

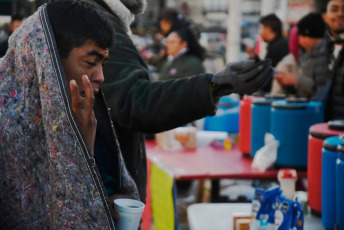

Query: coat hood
[
  {"left": 102, "top": 0, "right": 146, "bottom": 33},
  {"left": 120, "top": 0, "right": 147, "bottom": 15}
]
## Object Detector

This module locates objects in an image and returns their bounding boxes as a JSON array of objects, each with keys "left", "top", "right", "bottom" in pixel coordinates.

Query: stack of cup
[{"left": 278, "top": 169, "right": 297, "bottom": 200}]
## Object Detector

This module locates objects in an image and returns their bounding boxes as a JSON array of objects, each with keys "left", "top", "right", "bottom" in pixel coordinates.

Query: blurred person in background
[
  {"left": 144, "top": 7, "right": 192, "bottom": 71},
  {"left": 248, "top": 14, "right": 289, "bottom": 92},
  {"left": 158, "top": 26, "right": 206, "bottom": 80},
  {"left": 157, "top": 25, "right": 207, "bottom": 197},
  {"left": 321, "top": 0, "right": 344, "bottom": 120},
  {"left": 273, "top": 13, "right": 327, "bottom": 99},
  {"left": 277, "top": 0, "right": 344, "bottom": 121},
  {"left": 86, "top": 0, "right": 274, "bottom": 205},
  {"left": 0, "top": 14, "right": 24, "bottom": 57},
  {"left": 159, "top": 7, "right": 190, "bottom": 37}
]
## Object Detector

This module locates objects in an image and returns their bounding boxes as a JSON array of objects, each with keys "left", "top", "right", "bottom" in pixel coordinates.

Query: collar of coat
[
  {"left": 103, "top": 0, "right": 146, "bottom": 33},
  {"left": 325, "top": 30, "right": 344, "bottom": 45},
  {"left": 120, "top": 0, "right": 147, "bottom": 15}
]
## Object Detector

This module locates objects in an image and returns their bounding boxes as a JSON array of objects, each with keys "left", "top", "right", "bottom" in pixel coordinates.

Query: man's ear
[
  {"left": 323, "top": 12, "right": 328, "bottom": 24},
  {"left": 182, "top": 41, "right": 188, "bottom": 49}
]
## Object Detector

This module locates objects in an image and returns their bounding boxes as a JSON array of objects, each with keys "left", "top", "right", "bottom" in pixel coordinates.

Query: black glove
[{"left": 210, "top": 59, "right": 273, "bottom": 96}]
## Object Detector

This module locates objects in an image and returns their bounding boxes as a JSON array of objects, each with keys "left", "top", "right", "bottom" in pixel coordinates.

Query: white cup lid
[{"left": 277, "top": 168, "right": 297, "bottom": 180}]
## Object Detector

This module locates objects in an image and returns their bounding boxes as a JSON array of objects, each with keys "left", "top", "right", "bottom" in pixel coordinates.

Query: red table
[
  {"left": 146, "top": 140, "right": 307, "bottom": 202},
  {"left": 144, "top": 140, "right": 307, "bottom": 229},
  {"left": 146, "top": 140, "right": 307, "bottom": 181}
]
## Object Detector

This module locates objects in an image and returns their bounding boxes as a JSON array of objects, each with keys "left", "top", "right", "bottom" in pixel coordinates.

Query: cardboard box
[{"left": 233, "top": 212, "right": 252, "bottom": 230}]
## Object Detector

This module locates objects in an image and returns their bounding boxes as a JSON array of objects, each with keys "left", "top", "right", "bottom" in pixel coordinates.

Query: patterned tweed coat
[{"left": 0, "top": 5, "right": 137, "bottom": 229}]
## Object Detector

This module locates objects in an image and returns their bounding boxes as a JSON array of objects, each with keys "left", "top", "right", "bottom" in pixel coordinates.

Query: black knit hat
[{"left": 297, "top": 13, "right": 326, "bottom": 38}]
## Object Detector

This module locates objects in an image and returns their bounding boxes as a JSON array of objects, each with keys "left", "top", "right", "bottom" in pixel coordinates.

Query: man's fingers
[
  {"left": 70, "top": 80, "right": 83, "bottom": 114},
  {"left": 82, "top": 75, "right": 95, "bottom": 115},
  {"left": 242, "top": 61, "right": 269, "bottom": 82}
]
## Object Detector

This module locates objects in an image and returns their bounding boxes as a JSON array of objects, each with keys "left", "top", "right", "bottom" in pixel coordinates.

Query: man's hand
[
  {"left": 210, "top": 59, "right": 273, "bottom": 96},
  {"left": 274, "top": 71, "right": 297, "bottom": 86},
  {"left": 245, "top": 46, "right": 257, "bottom": 59},
  {"left": 70, "top": 75, "right": 97, "bottom": 155}
]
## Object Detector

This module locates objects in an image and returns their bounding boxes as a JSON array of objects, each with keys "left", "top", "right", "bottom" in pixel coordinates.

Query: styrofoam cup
[{"left": 114, "top": 198, "right": 145, "bottom": 230}]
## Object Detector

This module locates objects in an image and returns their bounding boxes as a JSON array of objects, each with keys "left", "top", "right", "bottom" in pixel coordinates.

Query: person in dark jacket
[
  {"left": 144, "top": 7, "right": 192, "bottom": 71},
  {"left": 87, "top": 0, "right": 273, "bottom": 204},
  {"left": 273, "top": 13, "right": 328, "bottom": 98},
  {"left": 259, "top": 14, "right": 289, "bottom": 67},
  {"left": 250, "top": 14, "right": 289, "bottom": 92},
  {"left": 159, "top": 26, "right": 206, "bottom": 80},
  {"left": 321, "top": 0, "right": 344, "bottom": 120}
]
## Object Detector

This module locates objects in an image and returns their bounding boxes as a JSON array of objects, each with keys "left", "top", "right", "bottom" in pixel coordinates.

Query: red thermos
[
  {"left": 239, "top": 95, "right": 259, "bottom": 156},
  {"left": 308, "top": 120, "right": 344, "bottom": 215}
]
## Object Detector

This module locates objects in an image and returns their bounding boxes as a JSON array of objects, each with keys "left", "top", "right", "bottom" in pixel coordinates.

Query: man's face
[
  {"left": 299, "top": 35, "right": 317, "bottom": 52},
  {"left": 165, "top": 32, "right": 187, "bottom": 56},
  {"left": 324, "top": 0, "right": 344, "bottom": 36},
  {"left": 160, "top": 19, "right": 172, "bottom": 35},
  {"left": 62, "top": 39, "right": 108, "bottom": 95},
  {"left": 259, "top": 24, "right": 271, "bottom": 42}
]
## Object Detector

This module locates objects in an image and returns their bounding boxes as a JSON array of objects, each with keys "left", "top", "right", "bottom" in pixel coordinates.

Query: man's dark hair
[
  {"left": 174, "top": 27, "right": 205, "bottom": 61},
  {"left": 11, "top": 13, "right": 24, "bottom": 22},
  {"left": 47, "top": 0, "right": 114, "bottom": 59},
  {"left": 161, "top": 8, "right": 179, "bottom": 23},
  {"left": 260, "top": 14, "right": 283, "bottom": 37},
  {"left": 160, "top": 7, "right": 190, "bottom": 36}
]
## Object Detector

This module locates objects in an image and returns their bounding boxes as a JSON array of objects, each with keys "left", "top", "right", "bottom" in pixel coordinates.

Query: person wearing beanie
[
  {"left": 273, "top": 12, "right": 328, "bottom": 98},
  {"left": 297, "top": 12, "right": 326, "bottom": 51}
]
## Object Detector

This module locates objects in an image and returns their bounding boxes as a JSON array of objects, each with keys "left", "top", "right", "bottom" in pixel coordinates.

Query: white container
[
  {"left": 114, "top": 198, "right": 145, "bottom": 230},
  {"left": 278, "top": 169, "right": 297, "bottom": 200}
]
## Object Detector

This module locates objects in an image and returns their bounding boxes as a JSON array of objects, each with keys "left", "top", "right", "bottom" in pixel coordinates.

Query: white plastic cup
[
  {"left": 278, "top": 169, "right": 297, "bottom": 200},
  {"left": 114, "top": 198, "right": 145, "bottom": 230}
]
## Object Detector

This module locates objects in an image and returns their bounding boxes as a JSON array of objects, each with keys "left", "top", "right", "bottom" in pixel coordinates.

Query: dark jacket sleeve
[{"left": 101, "top": 12, "right": 217, "bottom": 133}]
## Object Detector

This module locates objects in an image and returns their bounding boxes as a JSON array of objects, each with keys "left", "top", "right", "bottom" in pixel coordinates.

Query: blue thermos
[
  {"left": 271, "top": 98, "right": 323, "bottom": 167},
  {"left": 322, "top": 135, "right": 344, "bottom": 230},
  {"left": 250, "top": 94, "right": 285, "bottom": 157},
  {"left": 336, "top": 143, "right": 344, "bottom": 230},
  {"left": 204, "top": 96, "right": 239, "bottom": 134}
]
